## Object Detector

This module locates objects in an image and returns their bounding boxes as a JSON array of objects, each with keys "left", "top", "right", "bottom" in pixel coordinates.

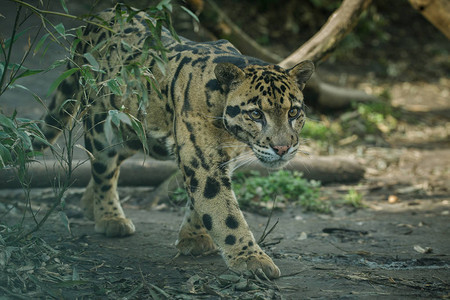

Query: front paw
[
  {"left": 176, "top": 232, "right": 217, "bottom": 256},
  {"left": 227, "top": 249, "right": 281, "bottom": 279},
  {"left": 95, "top": 217, "right": 135, "bottom": 237}
]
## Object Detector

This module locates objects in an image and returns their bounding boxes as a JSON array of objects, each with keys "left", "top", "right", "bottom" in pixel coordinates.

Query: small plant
[
  {"left": 302, "top": 118, "right": 340, "bottom": 145},
  {"left": 342, "top": 188, "right": 364, "bottom": 208},
  {"left": 233, "top": 170, "right": 327, "bottom": 213},
  {"left": 168, "top": 170, "right": 326, "bottom": 213}
]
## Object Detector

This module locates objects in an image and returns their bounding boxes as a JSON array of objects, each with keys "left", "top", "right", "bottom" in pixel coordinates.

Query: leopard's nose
[{"left": 272, "top": 145, "right": 291, "bottom": 156}]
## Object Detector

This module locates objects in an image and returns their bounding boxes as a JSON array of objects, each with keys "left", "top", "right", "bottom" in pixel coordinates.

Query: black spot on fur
[
  {"left": 212, "top": 56, "right": 246, "bottom": 68},
  {"left": 124, "top": 27, "right": 138, "bottom": 34},
  {"left": 204, "top": 177, "right": 220, "bottom": 199},
  {"left": 118, "top": 154, "right": 127, "bottom": 163},
  {"left": 97, "top": 32, "right": 107, "bottom": 43},
  {"left": 225, "top": 215, "right": 239, "bottom": 229},
  {"left": 44, "top": 114, "right": 62, "bottom": 129},
  {"left": 190, "top": 177, "right": 198, "bottom": 193},
  {"left": 110, "top": 94, "right": 119, "bottom": 109},
  {"left": 153, "top": 144, "right": 168, "bottom": 157},
  {"left": 182, "top": 73, "right": 193, "bottom": 112},
  {"left": 191, "top": 56, "right": 209, "bottom": 67},
  {"left": 221, "top": 177, "right": 231, "bottom": 189},
  {"left": 84, "top": 116, "right": 93, "bottom": 132},
  {"left": 101, "top": 184, "right": 112, "bottom": 192},
  {"left": 248, "top": 241, "right": 254, "bottom": 247},
  {"left": 191, "top": 158, "right": 199, "bottom": 169},
  {"left": 84, "top": 137, "right": 93, "bottom": 152},
  {"left": 225, "top": 235, "right": 236, "bottom": 245},
  {"left": 93, "top": 162, "right": 107, "bottom": 174},
  {"left": 228, "top": 124, "right": 244, "bottom": 137},
  {"left": 108, "top": 149, "right": 117, "bottom": 157},
  {"left": 226, "top": 105, "right": 241, "bottom": 118},
  {"left": 94, "top": 113, "right": 106, "bottom": 133},
  {"left": 126, "top": 139, "right": 142, "bottom": 150},
  {"left": 60, "top": 79, "right": 73, "bottom": 97},
  {"left": 170, "top": 57, "right": 192, "bottom": 101},
  {"left": 93, "top": 139, "right": 104, "bottom": 151},
  {"left": 92, "top": 173, "right": 102, "bottom": 184},
  {"left": 202, "top": 214, "right": 212, "bottom": 230},
  {"left": 48, "top": 98, "right": 56, "bottom": 111},
  {"left": 105, "top": 170, "right": 115, "bottom": 179},
  {"left": 247, "top": 96, "right": 259, "bottom": 105},
  {"left": 205, "top": 79, "right": 220, "bottom": 92},
  {"left": 183, "top": 166, "right": 195, "bottom": 178}
]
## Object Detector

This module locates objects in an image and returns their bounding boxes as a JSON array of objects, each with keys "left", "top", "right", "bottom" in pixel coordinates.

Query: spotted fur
[{"left": 36, "top": 8, "right": 314, "bottom": 279}]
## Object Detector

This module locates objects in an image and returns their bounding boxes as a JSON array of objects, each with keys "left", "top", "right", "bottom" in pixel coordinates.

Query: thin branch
[
  {"left": 11, "top": 0, "right": 115, "bottom": 33},
  {"left": 199, "top": 0, "right": 282, "bottom": 63},
  {"left": 0, "top": 5, "right": 21, "bottom": 93},
  {"left": 279, "top": 0, "right": 372, "bottom": 68},
  {"left": 258, "top": 197, "right": 280, "bottom": 246}
]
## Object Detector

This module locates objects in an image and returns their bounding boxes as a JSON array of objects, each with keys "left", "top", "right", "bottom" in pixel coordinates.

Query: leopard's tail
[{"left": 33, "top": 69, "right": 81, "bottom": 151}]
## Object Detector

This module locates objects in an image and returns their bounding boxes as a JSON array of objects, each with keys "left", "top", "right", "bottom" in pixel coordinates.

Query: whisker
[
  {"left": 231, "top": 155, "right": 257, "bottom": 173},
  {"left": 220, "top": 151, "right": 254, "bottom": 169}
]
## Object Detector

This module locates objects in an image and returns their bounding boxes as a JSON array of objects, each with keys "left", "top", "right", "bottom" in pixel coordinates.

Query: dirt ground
[{"left": 1, "top": 1, "right": 449, "bottom": 299}]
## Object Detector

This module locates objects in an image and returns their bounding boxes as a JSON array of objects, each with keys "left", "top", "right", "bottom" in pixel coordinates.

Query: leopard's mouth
[
  {"left": 258, "top": 158, "right": 289, "bottom": 169},
  {"left": 252, "top": 148, "right": 294, "bottom": 169}
]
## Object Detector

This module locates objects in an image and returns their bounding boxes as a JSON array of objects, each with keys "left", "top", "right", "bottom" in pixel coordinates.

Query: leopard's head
[{"left": 215, "top": 61, "right": 314, "bottom": 168}]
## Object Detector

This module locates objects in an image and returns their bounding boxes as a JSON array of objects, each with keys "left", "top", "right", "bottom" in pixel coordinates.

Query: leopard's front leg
[{"left": 175, "top": 125, "right": 280, "bottom": 279}]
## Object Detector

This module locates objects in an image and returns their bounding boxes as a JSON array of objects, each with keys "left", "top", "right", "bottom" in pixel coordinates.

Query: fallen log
[{"left": 0, "top": 156, "right": 364, "bottom": 189}]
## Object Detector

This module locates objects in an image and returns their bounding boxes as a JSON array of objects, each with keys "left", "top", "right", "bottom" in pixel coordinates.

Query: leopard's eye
[
  {"left": 288, "top": 108, "right": 300, "bottom": 119},
  {"left": 249, "top": 109, "right": 263, "bottom": 121}
]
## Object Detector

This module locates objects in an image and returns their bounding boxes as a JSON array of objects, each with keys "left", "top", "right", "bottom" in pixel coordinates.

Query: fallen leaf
[
  {"left": 388, "top": 195, "right": 398, "bottom": 204},
  {"left": 297, "top": 232, "right": 308, "bottom": 240},
  {"left": 413, "top": 245, "right": 432, "bottom": 254}
]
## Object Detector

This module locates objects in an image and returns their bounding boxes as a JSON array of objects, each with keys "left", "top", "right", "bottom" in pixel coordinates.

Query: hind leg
[{"left": 81, "top": 127, "right": 136, "bottom": 237}]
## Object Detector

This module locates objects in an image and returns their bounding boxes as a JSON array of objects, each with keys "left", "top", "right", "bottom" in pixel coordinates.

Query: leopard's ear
[
  {"left": 214, "top": 63, "right": 245, "bottom": 91},
  {"left": 288, "top": 60, "right": 314, "bottom": 90}
]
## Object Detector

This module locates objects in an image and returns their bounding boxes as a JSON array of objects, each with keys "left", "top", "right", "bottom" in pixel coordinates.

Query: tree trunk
[{"left": 408, "top": 0, "right": 450, "bottom": 39}]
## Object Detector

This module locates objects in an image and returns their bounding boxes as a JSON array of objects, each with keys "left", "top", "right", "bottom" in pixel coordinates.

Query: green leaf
[
  {"left": 0, "top": 114, "right": 16, "bottom": 130},
  {"left": 83, "top": 52, "right": 100, "bottom": 71},
  {"left": 0, "top": 143, "right": 12, "bottom": 167},
  {"left": 55, "top": 23, "right": 66, "bottom": 36},
  {"left": 11, "top": 69, "right": 44, "bottom": 85},
  {"left": 108, "top": 110, "right": 121, "bottom": 127},
  {"left": 128, "top": 114, "right": 148, "bottom": 154},
  {"left": 34, "top": 33, "right": 50, "bottom": 55},
  {"left": 47, "top": 67, "right": 79, "bottom": 96},
  {"left": 117, "top": 112, "right": 132, "bottom": 126},
  {"left": 120, "top": 40, "right": 132, "bottom": 52},
  {"left": 59, "top": 211, "right": 72, "bottom": 235},
  {"left": 1, "top": 28, "right": 29, "bottom": 54},
  {"left": 180, "top": 6, "right": 199, "bottom": 23},
  {"left": 47, "top": 59, "right": 68, "bottom": 71},
  {"left": 104, "top": 117, "right": 114, "bottom": 145},
  {"left": 59, "top": 0, "right": 69, "bottom": 14},
  {"left": 156, "top": 0, "right": 172, "bottom": 11},
  {"left": 107, "top": 79, "right": 122, "bottom": 96},
  {"left": 70, "top": 38, "right": 81, "bottom": 58}
]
